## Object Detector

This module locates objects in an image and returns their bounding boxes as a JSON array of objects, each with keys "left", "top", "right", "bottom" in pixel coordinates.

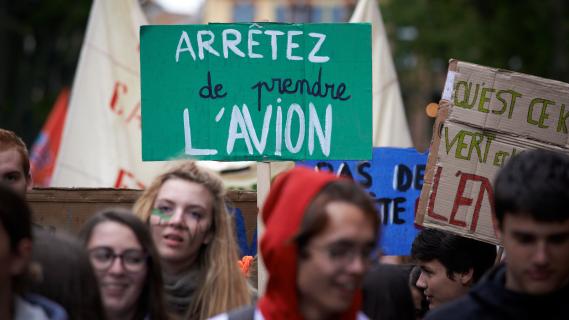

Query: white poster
[
  {"left": 350, "top": 0, "right": 413, "bottom": 147},
  {"left": 52, "top": 0, "right": 166, "bottom": 188}
]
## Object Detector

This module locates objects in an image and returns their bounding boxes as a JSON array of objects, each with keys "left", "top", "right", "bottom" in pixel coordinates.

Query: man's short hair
[
  {"left": 0, "top": 128, "right": 30, "bottom": 178},
  {"left": 411, "top": 229, "right": 496, "bottom": 283},
  {"left": 494, "top": 149, "right": 569, "bottom": 226}
]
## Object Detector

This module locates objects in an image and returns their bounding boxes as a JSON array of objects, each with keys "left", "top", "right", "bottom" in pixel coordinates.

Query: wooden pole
[{"left": 256, "top": 161, "right": 272, "bottom": 294}]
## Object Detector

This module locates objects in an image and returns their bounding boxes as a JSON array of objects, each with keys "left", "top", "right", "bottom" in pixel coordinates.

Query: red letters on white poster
[{"left": 52, "top": 0, "right": 166, "bottom": 188}]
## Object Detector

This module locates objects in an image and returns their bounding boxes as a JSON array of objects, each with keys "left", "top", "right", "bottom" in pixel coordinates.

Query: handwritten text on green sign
[{"left": 140, "top": 23, "right": 372, "bottom": 161}]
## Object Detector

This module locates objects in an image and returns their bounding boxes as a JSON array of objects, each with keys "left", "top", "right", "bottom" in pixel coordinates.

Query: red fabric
[
  {"left": 258, "top": 167, "right": 363, "bottom": 320},
  {"left": 30, "top": 87, "right": 69, "bottom": 187}
]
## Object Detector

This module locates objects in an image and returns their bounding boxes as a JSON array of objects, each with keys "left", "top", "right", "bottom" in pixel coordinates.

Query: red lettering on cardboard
[
  {"left": 449, "top": 171, "right": 470, "bottom": 227},
  {"left": 449, "top": 171, "right": 497, "bottom": 234},
  {"left": 427, "top": 166, "right": 447, "bottom": 222},
  {"left": 426, "top": 167, "right": 499, "bottom": 237}
]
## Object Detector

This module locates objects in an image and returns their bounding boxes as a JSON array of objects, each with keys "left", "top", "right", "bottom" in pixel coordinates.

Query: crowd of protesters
[{"left": 1, "top": 127, "right": 568, "bottom": 320}]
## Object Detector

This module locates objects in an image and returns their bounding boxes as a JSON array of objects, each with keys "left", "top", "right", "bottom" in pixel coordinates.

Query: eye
[
  {"left": 184, "top": 208, "right": 205, "bottom": 221},
  {"left": 327, "top": 244, "right": 351, "bottom": 259},
  {"left": 157, "top": 206, "right": 173, "bottom": 213},
  {"left": 420, "top": 266, "right": 433, "bottom": 276},
  {"left": 190, "top": 210, "right": 203, "bottom": 219},
  {"left": 514, "top": 233, "right": 536, "bottom": 245},
  {"left": 91, "top": 248, "right": 113, "bottom": 262},
  {"left": 548, "top": 233, "right": 569, "bottom": 245},
  {"left": 4, "top": 172, "right": 21, "bottom": 182},
  {"left": 152, "top": 207, "right": 173, "bottom": 220},
  {"left": 123, "top": 250, "right": 146, "bottom": 265}
]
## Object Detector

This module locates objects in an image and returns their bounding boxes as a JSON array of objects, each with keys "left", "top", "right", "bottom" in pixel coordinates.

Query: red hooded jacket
[{"left": 258, "top": 167, "right": 363, "bottom": 320}]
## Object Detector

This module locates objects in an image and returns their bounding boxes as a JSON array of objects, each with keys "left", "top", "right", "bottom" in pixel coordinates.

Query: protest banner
[
  {"left": 52, "top": 0, "right": 169, "bottom": 188},
  {"left": 416, "top": 60, "right": 569, "bottom": 244},
  {"left": 297, "top": 147, "right": 427, "bottom": 255},
  {"left": 140, "top": 22, "right": 372, "bottom": 161}
]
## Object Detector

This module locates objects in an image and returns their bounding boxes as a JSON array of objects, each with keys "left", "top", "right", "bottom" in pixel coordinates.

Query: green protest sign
[{"left": 140, "top": 23, "right": 372, "bottom": 161}]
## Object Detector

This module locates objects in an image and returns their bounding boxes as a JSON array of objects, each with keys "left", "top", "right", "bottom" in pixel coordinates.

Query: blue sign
[
  {"left": 297, "top": 147, "right": 428, "bottom": 255},
  {"left": 232, "top": 207, "right": 257, "bottom": 258}
]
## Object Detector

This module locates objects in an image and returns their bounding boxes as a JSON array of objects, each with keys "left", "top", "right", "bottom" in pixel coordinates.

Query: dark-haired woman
[{"left": 80, "top": 208, "right": 169, "bottom": 320}]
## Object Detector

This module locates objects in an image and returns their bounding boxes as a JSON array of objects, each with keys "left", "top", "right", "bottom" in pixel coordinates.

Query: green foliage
[
  {"left": 380, "top": 0, "right": 568, "bottom": 149},
  {"left": 381, "top": 0, "right": 568, "bottom": 80}
]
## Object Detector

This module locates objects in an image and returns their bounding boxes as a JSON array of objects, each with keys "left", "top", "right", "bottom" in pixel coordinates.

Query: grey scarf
[{"left": 163, "top": 267, "right": 202, "bottom": 318}]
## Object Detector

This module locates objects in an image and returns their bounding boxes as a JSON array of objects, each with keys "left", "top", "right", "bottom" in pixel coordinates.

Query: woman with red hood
[{"left": 213, "top": 167, "right": 380, "bottom": 320}]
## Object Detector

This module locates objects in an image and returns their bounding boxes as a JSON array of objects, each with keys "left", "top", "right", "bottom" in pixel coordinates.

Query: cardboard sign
[
  {"left": 140, "top": 23, "right": 372, "bottom": 161},
  {"left": 297, "top": 147, "right": 427, "bottom": 255},
  {"left": 416, "top": 60, "right": 569, "bottom": 244}
]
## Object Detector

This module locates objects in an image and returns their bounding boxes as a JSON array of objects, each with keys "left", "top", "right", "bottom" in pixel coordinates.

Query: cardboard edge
[{"left": 415, "top": 102, "right": 450, "bottom": 226}]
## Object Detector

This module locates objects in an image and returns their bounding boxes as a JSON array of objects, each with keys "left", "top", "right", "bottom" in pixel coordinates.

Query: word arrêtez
[{"left": 175, "top": 28, "right": 330, "bottom": 63}]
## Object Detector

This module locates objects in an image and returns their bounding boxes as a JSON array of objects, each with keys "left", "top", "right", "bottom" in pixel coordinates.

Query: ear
[
  {"left": 10, "top": 238, "right": 32, "bottom": 276},
  {"left": 458, "top": 267, "right": 474, "bottom": 287}
]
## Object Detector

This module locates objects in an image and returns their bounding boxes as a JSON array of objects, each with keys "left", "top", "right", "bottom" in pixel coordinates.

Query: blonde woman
[{"left": 133, "top": 161, "right": 251, "bottom": 319}]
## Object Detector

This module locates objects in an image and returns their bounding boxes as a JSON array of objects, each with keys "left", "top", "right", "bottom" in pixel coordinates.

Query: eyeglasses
[
  {"left": 310, "top": 241, "right": 377, "bottom": 267},
  {"left": 88, "top": 247, "right": 147, "bottom": 273}
]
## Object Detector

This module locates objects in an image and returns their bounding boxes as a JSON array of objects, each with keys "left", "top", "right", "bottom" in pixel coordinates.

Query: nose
[
  {"left": 168, "top": 207, "right": 185, "bottom": 225},
  {"left": 416, "top": 271, "right": 427, "bottom": 290},
  {"left": 346, "top": 254, "right": 367, "bottom": 275},
  {"left": 532, "top": 241, "right": 549, "bottom": 266},
  {"left": 107, "top": 257, "right": 126, "bottom": 275}
]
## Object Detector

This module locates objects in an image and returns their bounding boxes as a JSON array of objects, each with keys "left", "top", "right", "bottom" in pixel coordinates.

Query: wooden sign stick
[{"left": 256, "top": 161, "right": 272, "bottom": 294}]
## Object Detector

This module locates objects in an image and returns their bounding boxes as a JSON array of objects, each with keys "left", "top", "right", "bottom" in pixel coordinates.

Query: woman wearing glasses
[
  {"left": 133, "top": 161, "right": 251, "bottom": 320},
  {"left": 80, "top": 209, "right": 169, "bottom": 320},
  {"left": 214, "top": 167, "right": 380, "bottom": 320}
]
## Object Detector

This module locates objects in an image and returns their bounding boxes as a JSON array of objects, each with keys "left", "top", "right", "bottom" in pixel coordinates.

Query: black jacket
[
  {"left": 424, "top": 264, "right": 569, "bottom": 320},
  {"left": 362, "top": 264, "right": 415, "bottom": 320}
]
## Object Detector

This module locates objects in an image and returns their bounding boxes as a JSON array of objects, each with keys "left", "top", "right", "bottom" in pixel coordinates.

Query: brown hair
[
  {"left": 31, "top": 230, "right": 106, "bottom": 320},
  {"left": 133, "top": 161, "right": 251, "bottom": 319}
]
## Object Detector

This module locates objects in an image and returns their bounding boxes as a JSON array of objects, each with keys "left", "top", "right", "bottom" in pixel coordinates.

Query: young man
[
  {"left": 425, "top": 149, "right": 569, "bottom": 319},
  {"left": 411, "top": 228, "right": 496, "bottom": 310},
  {"left": 0, "top": 129, "right": 32, "bottom": 197},
  {"left": 213, "top": 167, "right": 380, "bottom": 320},
  {"left": 0, "top": 185, "right": 67, "bottom": 319}
]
